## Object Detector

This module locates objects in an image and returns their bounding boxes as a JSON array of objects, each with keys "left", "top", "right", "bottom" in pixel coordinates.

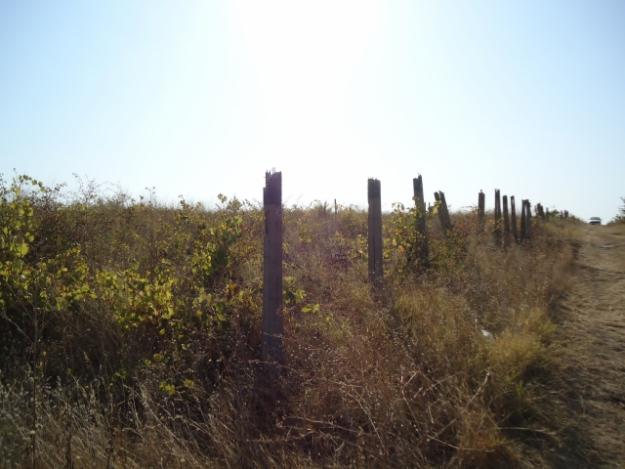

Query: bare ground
[{"left": 552, "top": 223, "right": 625, "bottom": 468}]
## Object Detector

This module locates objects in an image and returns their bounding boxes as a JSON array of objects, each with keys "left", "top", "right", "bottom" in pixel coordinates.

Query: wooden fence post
[
  {"left": 413, "top": 175, "right": 429, "bottom": 268},
  {"left": 494, "top": 189, "right": 502, "bottom": 246},
  {"left": 520, "top": 199, "right": 528, "bottom": 241},
  {"left": 435, "top": 191, "right": 453, "bottom": 234},
  {"left": 510, "top": 196, "right": 518, "bottom": 242},
  {"left": 502, "top": 195, "right": 510, "bottom": 247},
  {"left": 478, "top": 190, "right": 485, "bottom": 232},
  {"left": 368, "top": 178, "right": 383, "bottom": 289},
  {"left": 536, "top": 203, "right": 545, "bottom": 219},
  {"left": 262, "top": 171, "right": 284, "bottom": 368},
  {"left": 526, "top": 200, "right": 532, "bottom": 238}
]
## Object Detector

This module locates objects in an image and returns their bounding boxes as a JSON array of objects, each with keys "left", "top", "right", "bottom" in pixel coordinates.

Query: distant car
[{"left": 589, "top": 217, "right": 602, "bottom": 225}]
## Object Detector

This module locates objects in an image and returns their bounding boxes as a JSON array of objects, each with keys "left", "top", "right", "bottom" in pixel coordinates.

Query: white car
[{"left": 589, "top": 217, "right": 601, "bottom": 225}]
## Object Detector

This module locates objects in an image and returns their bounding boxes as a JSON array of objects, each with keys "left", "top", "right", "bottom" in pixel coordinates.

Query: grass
[{"left": 0, "top": 175, "right": 578, "bottom": 467}]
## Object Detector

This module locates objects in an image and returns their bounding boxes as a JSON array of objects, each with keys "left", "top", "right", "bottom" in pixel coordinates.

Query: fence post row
[
  {"left": 413, "top": 175, "right": 429, "bottom": 268},
  {"left": 368, "top": 178, "right": 383, "bottom": 289},
  {"left": 478, "top": 190, "right": 485, "bottom": 232},
  {"left": 435, "top": 191, "right": 453, "bottom": 234},
  {"left": 262, "top": 171, "right": 285, "bottom": 368},
  {"left": 494, "top": 189, "right": 502, "bottom": 246},
  {"left": 258, "top": 170, "right": 568, "bottom": 387}
]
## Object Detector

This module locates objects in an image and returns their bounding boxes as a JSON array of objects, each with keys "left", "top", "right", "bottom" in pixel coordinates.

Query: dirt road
[{"left": 555, "top": 223, "right": 625, "bottom": 467}]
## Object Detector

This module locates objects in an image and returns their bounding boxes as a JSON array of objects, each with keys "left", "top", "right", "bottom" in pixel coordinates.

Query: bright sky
[{"left": 1, "top": 1, "right": 624, "bottom": 221}]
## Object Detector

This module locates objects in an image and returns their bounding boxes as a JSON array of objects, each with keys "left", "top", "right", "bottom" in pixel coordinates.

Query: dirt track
[{"left": 556, "top": 224, "right": 625, "bottom": 467}]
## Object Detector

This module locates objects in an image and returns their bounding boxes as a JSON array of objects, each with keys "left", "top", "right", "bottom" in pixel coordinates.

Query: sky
[{"left": 1, "top": 1, "right": 624, "bottom": 221}]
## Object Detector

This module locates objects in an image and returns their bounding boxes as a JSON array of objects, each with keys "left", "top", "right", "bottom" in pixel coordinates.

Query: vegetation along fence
[{"left": 260, "top": 170, "right": 559, "bottom": 378}]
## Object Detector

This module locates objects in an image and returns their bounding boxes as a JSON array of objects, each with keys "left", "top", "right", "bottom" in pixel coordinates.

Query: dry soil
[{"left": 554, "top": 223, "right": 625, "bottom": 468}]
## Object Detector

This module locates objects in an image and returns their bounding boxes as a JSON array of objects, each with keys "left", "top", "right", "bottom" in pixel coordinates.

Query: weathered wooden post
[
  {"left": 413, "top": 175, "right": 429, "bottom": 268},
  {"left": 520, "top": 199, "right": 528, "bottom": 241},
  {"left": 262, "top": 171, "right": 284, "bottom": 368},
  {"left": 494, "top": 189, "right": 502, "bottom": 246},
  {"left": 526, "top": 200, "right": 532, "bottom": 238},
  {"left": 435, "top": 191, "right": 453, "bottom": 234},
  {"left": 536, "top": 203, "right": 545, "bottom": 219},
  {"left": 368, "top": 178, "right": 383, "bottom": 289},
  {"left": 478, "top": 190, "right": 485, "bottom": 232},
  {"left": 510, "top": 196, "right": 518, "bottom": 242},
  {"left": 502, "top": 195, "right": 510, "bottom": 247}
]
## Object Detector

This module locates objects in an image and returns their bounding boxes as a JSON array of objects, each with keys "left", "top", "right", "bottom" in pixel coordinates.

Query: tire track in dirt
[{"left": 556, "top": 224, "right": 625, "bottom": 467}]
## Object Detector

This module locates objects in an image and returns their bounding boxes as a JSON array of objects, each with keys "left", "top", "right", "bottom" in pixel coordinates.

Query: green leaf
[
  {"left": 302, "top": 303, "right": 320, "bottom": 314},
  {"left": 17, "top": 243, "right": 29, "bottom": 257}
]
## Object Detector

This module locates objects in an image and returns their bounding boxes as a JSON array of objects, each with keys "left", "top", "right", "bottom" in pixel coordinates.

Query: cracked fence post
[
  {"left": 262, "top": 171, "right": 284, "bottom": 369},
  {"left": 510, "top": 196, "right": 518, "bottom": 242},
  {"left": 368, "top": 178, "right": 383, "bottom": 290},
  {"left": 478, "top": 190, "right": 485, "bottom": 232},
  {"left": 413, "top": 175, "right": 429, "bottom": 269}
]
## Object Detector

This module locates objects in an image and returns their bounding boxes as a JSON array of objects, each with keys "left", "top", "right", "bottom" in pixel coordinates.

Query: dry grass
[{"left": 0, "top": 179, "right": 579, "bottom": 468}]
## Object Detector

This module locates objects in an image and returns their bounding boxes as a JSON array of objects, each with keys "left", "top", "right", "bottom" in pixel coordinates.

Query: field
[{"left": 0, "top": 175, "right": 605, "bottom": 468}]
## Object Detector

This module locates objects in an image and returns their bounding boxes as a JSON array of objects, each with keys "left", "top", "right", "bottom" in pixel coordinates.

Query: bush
[{"left": 610, "top": 197, "right": 625, "bottom": 224}]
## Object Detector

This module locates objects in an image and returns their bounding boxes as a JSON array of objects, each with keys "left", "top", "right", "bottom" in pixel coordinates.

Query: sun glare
[{"left": 227, "top": 1, "right": 386, "bottom": 186}]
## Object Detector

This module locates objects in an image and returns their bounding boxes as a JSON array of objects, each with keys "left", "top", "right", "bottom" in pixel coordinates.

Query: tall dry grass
[{"left": 0, "top": 177, "right": 577, "bottom": 468}]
